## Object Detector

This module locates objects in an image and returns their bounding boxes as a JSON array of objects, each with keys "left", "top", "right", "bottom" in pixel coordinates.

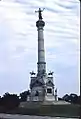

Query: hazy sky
[{"left": 0, "top": 0, "right": 80, "bottom": 97}]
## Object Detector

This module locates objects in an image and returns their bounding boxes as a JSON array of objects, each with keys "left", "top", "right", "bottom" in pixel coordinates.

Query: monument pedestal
[{"left": 44, "top": 95, "right": 55, "bottom": 102}]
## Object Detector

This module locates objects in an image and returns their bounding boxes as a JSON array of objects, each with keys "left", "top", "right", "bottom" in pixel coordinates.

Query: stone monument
[{"left": 27, "top": 8, "right": 57, "bottom": 102}]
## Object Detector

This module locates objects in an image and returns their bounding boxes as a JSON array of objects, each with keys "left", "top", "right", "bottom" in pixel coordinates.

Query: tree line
[
  {"left": 0, "top": 91, "right": 80, "bottom": 111},
  {"left": 58, "top": 93, "right": 80, "bottom": 104},
  {"left": 0, "top": 90, "right": 30, "bottom": 110}
]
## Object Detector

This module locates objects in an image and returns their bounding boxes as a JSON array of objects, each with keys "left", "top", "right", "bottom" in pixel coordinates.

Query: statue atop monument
[{"left": 35, "top": 8, "right": 45, "bottom": 20}]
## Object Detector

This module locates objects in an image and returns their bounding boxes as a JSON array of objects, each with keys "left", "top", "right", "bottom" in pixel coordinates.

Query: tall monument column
[
  {"left": 35, "top": 8, "right": 46, "bottom": 76},
  {"left": 29, "top": 8, "right": 56, "bottom": 102}
]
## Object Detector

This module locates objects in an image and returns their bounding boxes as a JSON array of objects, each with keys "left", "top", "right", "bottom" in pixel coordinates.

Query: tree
[
  {"left": 62, "top": 94, "right": 70, "bottom": 102},
  {"left": 58, "top": 97, "right": 63, "bottom": 100},
  {"left": 19, "top": 90, "right": 30, "bottom": 102},
  {"left": 62, "top": 93, "right": 79, "bottom": 104},
  {"left": 1, "top": 92, "right": 20, "bottom": 110},
  {"left": 69, "top": 93, "right": 78, "bottom": 104}
]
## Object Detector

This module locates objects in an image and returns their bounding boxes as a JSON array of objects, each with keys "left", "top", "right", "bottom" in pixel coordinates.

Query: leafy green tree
[
  {"left": 62, "top": 93, "right": 79, "bottom": 104},
  {"left": 1, "top": 92, "right": 20, "bottom": 110},
  {"left": 69, "top": 93, "right": 78, "bottom": 104},
  {"left": 19, "top": 90, "right": 30, "bottom": 102}
]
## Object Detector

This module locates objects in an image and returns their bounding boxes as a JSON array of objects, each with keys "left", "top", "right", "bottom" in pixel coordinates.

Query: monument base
[{"left": 44, "top": 95, "right": 55, "bottom": 101}]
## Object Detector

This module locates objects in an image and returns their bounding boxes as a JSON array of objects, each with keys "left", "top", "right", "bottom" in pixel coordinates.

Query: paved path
[{"left": 0, "top": 113, "right": 79, "bottom": 119}]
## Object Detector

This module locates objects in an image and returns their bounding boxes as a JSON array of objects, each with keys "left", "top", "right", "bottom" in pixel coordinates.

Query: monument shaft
[
  {"left": 37, "top": 21, "right": 46, "bottom": 75},
  {"left": 38, "top": 28, "right": 45, "bottom": 63}
]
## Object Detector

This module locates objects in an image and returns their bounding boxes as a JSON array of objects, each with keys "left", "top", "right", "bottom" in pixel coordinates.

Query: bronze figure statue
[
  {"left": 48, "top": 71, "right": 54, "bottom": 75},
  {"left": 30, "top": 71, "right": 36, "bottom": 75},
  {"left": 35, "top": 8, "right": 45, "bottom": 20}
]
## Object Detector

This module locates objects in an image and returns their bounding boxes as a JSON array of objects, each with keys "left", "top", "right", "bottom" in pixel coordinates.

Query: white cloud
[{"left": 0, "top": 0, "right": 80, "bottom": 97}]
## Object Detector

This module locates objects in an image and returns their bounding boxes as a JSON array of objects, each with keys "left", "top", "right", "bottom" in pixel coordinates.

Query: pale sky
[{"left": 0, "top": 0, "right": 80, "bottom": 97}]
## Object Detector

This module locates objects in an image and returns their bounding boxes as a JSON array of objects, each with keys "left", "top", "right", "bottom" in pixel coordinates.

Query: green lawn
[{"left": 3, "top": 103, "right": 80, "bottom": 118}]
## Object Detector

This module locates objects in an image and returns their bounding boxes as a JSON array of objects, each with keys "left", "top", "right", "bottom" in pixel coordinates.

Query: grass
[{"left": 2, "top": 103, "right": 80, "bottom": 118}]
